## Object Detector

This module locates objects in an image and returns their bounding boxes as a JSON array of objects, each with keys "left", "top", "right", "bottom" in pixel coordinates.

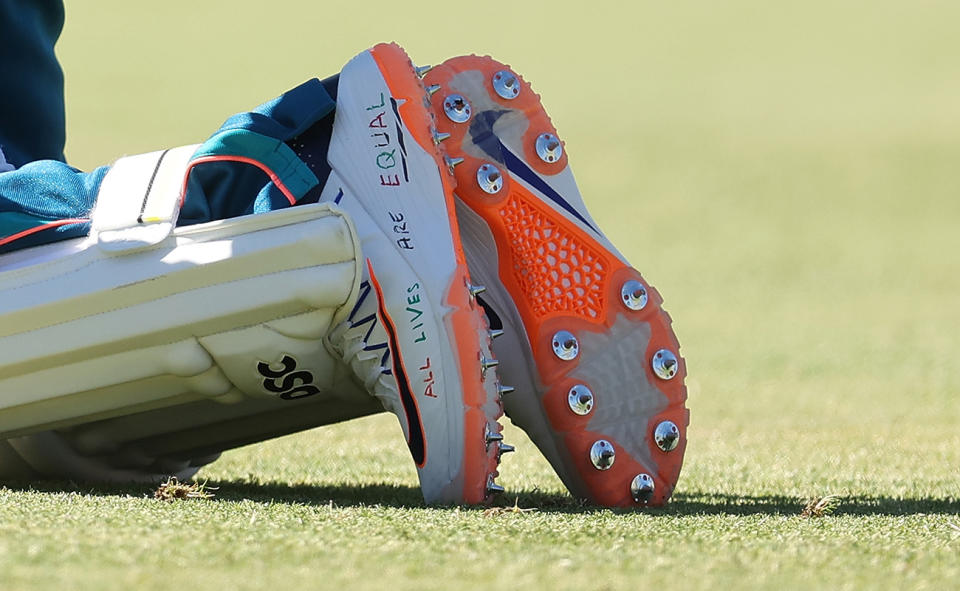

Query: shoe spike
[
  {"left": 433, "top": 131, "right": 451, "bottom": 144},
  {"left": 498, "top": 443, "right": 515, "bottom": 455},
  {"left": 415, "top": 64, "right": 433, "bottom": 78},
  {"left": 652, "top": 349, "right": 679, "bottom": 380},
  {"left": 469, "top": 283, "right": 486, "bottom": 297},
  {"left": 487, "top": 477, "right": 505, "bottom": 495},
  {"left": 489, "top": 329, "right": 505, "bottom": 340},
  {"left": 497, "top": 384, "right": 515, "bottom": 397},
  {"left": 445, "top": 156, "right": 464, "bottom": 172},
  {"left": 481, "top": 356, "right": 499, "bottom": 374},
  {"left": 630, "top": 474, "right": 655, "bottom": 503},
  {"left": 426, "top": 84, "right": 441, "bottom": 96},
  {"left": 485, "top": 427, "right": 504, "bottom": 447},
  {"left": 476, "top": 163, "right": 504, "bottom": 194}
]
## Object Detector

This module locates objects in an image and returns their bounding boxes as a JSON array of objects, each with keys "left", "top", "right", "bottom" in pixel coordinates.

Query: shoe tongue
[{"left": 285, "top": 114, "right": 336, "bottom": 205}]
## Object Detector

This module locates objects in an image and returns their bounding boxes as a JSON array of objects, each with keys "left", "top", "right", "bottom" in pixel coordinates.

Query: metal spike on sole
[
  {"left": 433, "top": 131, "right": 451, "bottom": 144},
  {"left": 426, "top": 84, "right": 441, "bottom": 96},
  {"left": 487, "top": 480, "right": 505, "bottom": 495},
  {"left": 469, "top": 284, "right": 486, "bottom": 297},
  {"left": 485, "top": 428, "right": 504, "bottom": 447},
  {"left": 415, "top": 64, "right": 433, "bottom": 78},
  {"left": 445, "top": 156, "right": 464, "bottom": 172},
  {"left": 481, "top": 357, "right": 499, "bottom": 376},
  {"left": 497, "top": 384, "right": 515, "bottom": 397},
  {"left": 498, "top": 443, "right": 515, "bottom": 455},
  {"left": 489, "top": 329, "right": 504, "bottom": 340}
]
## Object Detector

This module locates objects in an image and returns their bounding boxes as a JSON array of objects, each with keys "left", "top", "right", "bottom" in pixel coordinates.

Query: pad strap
[{"left": 92, "top": 144, "right": 199, "bottom": 252}]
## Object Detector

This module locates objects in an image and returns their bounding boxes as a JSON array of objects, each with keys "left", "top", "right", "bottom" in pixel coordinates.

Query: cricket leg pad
[{"left": 0, "top": 150, "right": 363, "bottom": 442}]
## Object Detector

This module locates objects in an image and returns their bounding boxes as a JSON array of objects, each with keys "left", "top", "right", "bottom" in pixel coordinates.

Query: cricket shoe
[
  {"left": 305, "top": 44, "right": 508, "bottom": 504},
  {"left": 420, "top": 56, "right": 689, "bottom": 507}
]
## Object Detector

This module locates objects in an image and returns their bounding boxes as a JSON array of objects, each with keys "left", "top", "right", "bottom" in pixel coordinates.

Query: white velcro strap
[{"left": 92, "top": 144, "right": 199, "bottom": 253}]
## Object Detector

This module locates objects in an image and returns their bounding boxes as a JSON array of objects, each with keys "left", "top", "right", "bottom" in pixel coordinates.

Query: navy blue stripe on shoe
[
  {"left": 468, "top": 109, "right": 596, "bottom": 233},
  {"left": 499, "top": 143, "right": 596, "bottom": 233}
]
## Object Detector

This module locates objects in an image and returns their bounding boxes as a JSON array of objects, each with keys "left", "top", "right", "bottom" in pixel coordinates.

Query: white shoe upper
[{"left": 318, "top": 46, "right": 505, "bottom": 504}]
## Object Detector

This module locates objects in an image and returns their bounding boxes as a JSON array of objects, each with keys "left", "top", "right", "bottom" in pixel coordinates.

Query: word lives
[{"left": 406, "top": 282, "right": 428, "bottom": 343}]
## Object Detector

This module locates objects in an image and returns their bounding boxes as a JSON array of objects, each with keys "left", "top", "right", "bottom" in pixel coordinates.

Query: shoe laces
[{"left": 327, "top": 278, "right": 402, "bottom": 415}]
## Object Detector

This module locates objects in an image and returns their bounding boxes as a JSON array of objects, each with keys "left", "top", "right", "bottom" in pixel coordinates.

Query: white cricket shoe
[
  {"left": 422, "top": 55, "right": 689, "bottom": 507},
  {"left": 313, "top": 44, "right": 508, "bottom": 504}
]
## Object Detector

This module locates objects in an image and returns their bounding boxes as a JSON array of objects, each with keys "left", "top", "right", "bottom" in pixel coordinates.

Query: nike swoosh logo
[
  {"left": 469, "top": 110, "right": 597, "bottom": 233},
  {"left": 366, "top": 260, "right": 427, "bottom": 467}
]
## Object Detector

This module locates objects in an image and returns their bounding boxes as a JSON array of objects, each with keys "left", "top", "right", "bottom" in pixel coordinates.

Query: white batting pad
[{"left": 0, "top": 200, "right": 361, "bottom": 439}]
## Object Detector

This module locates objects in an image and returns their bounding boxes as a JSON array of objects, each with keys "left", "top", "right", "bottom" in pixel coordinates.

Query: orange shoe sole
[{"left": 422, "top": 55, "right": 688, "bottom": 507}]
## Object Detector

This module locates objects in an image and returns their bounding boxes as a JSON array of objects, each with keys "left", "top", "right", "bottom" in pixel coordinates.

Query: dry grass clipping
[
  {"left": 801, "top": 494, "right": 842, "bottom": 518},
  {"left": 154, "top": 477, "right": 216, "bottom": 502},
  {"left": 483, "top": 497, "right": 538, "bottom": 517}
]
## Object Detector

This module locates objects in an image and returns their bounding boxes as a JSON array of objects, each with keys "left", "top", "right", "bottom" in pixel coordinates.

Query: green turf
[{"left": 3, "top": 1, "right": 957, "bottom": 589}]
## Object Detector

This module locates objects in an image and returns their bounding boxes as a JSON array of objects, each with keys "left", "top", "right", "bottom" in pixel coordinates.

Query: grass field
[{"left": 2, "top": 1, "right": 958, "bottom": 589}]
